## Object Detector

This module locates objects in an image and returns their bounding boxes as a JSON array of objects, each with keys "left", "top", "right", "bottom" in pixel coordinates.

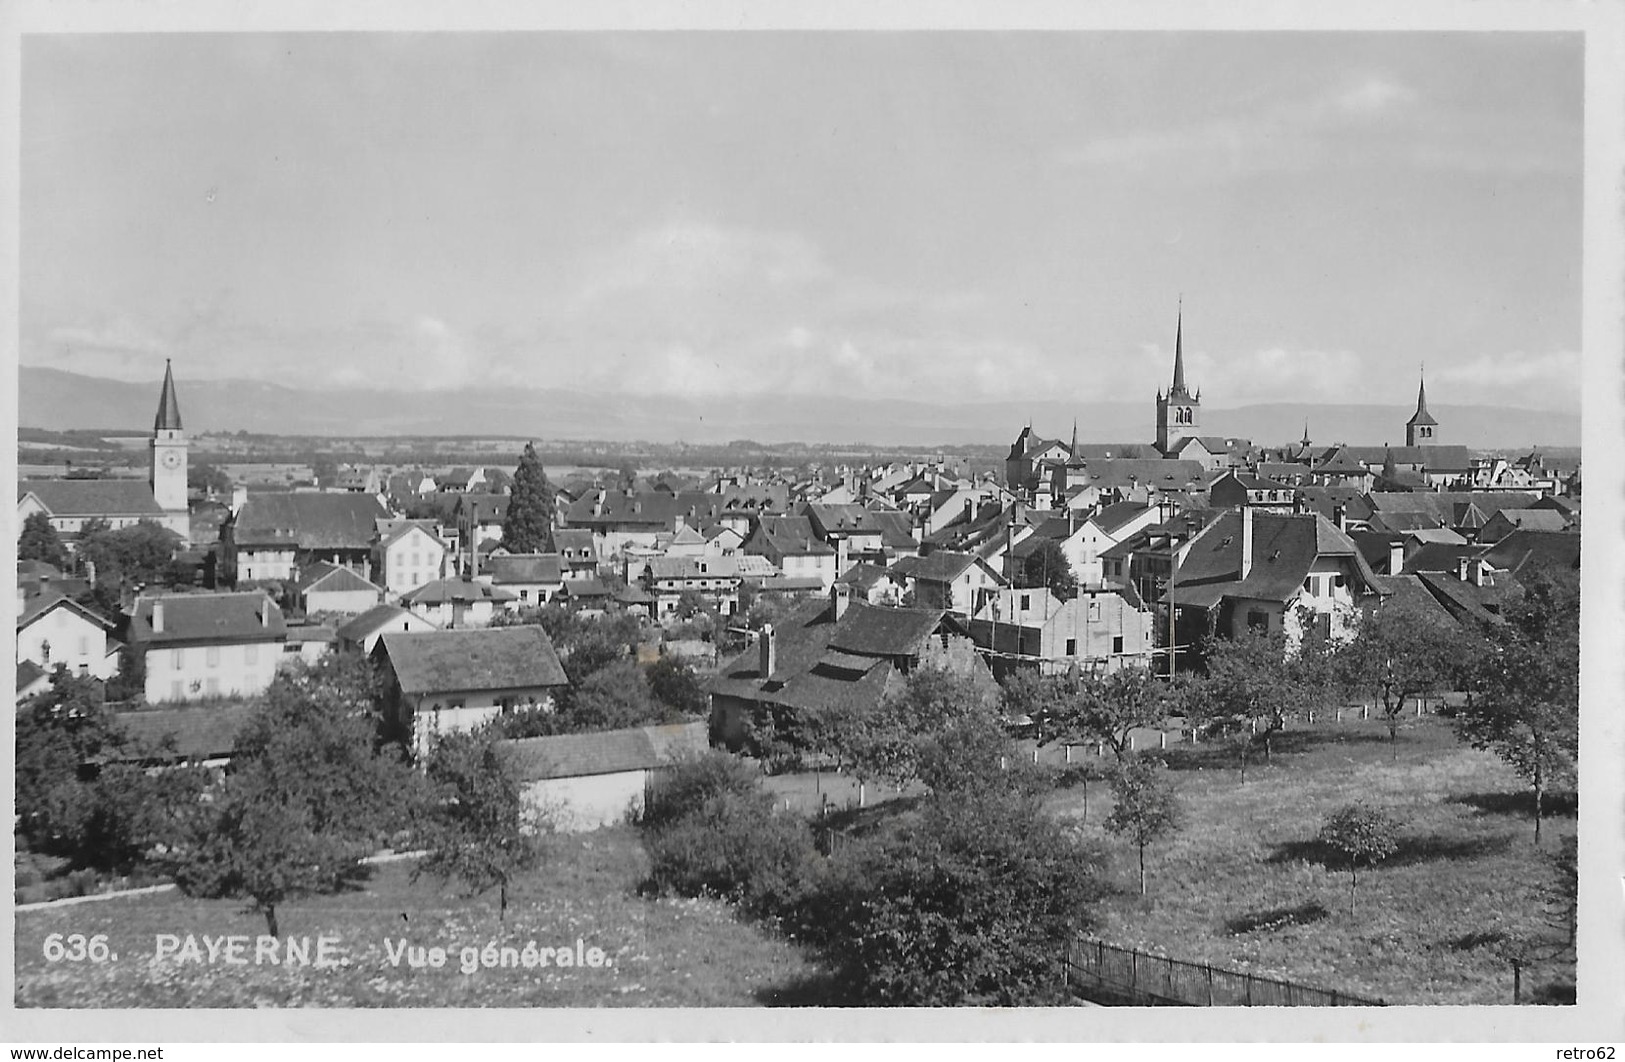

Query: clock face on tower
[{"left": 160, "top": 450, "right": 182, "bottom": 470}]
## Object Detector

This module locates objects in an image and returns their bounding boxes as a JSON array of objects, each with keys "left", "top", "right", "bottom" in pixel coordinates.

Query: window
[
  {"left": 1247, "top": 610, "right": 1269, "bottom": 632},
  {"left": 1020, "top": 593, "right": 1030, "bottom": 610},
  {"left": 172, "top": 648, "right": 185, "bottom": 670},
  {"left": 1087, "top": 600, "right": 1101, "bottom": 621},
  {"left": 1112, "top": 636, "right": 1124, "bottom": 654},
  {"left": 1065, "top": 638, "right": 1077, "bottom": 656},
  {"left": 78, "top": 636, "right": 90, "bottom": 657},
  {"left": 207, "top": 646, "right": 220, "bottom": 667}
]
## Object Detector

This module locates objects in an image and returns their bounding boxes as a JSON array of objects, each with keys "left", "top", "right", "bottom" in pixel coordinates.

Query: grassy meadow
[
  {"left": 14, "top": 828, "right": 826, "bottom": 1008},
  {"left": 1046, "top": 713, "right": 1576, "bottom": 1005}
]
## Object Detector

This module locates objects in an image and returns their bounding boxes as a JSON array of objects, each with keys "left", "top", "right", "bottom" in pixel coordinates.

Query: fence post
[
  {"left": 1205, "top": 964, "right": 1214, "bottom": 1006},
  {"left": 1065, "top": 745, "right": 1072, "bottom": 764},
  {"left": 1160, "top": 731, "right": 1167, "bottom": 750},
  {"left": 1130, "top": 949, "right": 1138, "bottom": 999},
  {"left": 1362, "top": 704, "right": 1369, "bottom": 721},
  {"left": 1063, "top": 939, "right": 1070, "bottom": 996},
  {"left": 1245, "top": 973, "right": 1253, "bottom": 1006},
  {"left": 1336, "top": 707, "right": 1342, "bottom": 724}
]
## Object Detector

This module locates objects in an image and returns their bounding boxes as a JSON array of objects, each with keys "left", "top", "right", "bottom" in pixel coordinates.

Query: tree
[
  {"left": 647, "top": 654, "right": 709, "bottom": 716},
  {"left": 414, "top": 730, "right": 544, "bottom": 920},
  {"left": 188, "top": 462, "right": 231, "bottom": 496},
  {"left": 1183, "top": 628, "right": 1302, "bottom": 776},
  {"left": 1317, "top": 802, "right": 1400, "bottom": 918},
  {"left": 1103, "top": 756, "right": 1181, "bottom": 896},
  {"left": 19, "top": 511, "right": 69, "bottom": 569},
  {"left": 826, "top": 664, "right": 1002, "bottom": 795},
  {"left": 16, "top": 670, "right": 123, "bottom": 853},
  {"left": 560, "top": 660, "right": 669, "bottom": 732},
  {"left": 1453, "top": 570, "right": 1579, "bottom": 842},
  {"left": 173, "top": 660, "right": 422, "bottom": 937},
  {"left": 76, "top": 519, "right": 182, "bottom": 591},
  {"left": 1341, "top": 598, "right": 1464, "bottom": 749},
  {"left": 501, "top": 442, "right": 556, "bottom": 553},
  {"left": 1016, "top": 539, "right": 1078, "bottom": 602},
  {"left": 1029, "top": 665, "right": 1170, "bottom": 761},
  {"left": 796, "top": 785, "right": 1105, "bottom": 1005}
]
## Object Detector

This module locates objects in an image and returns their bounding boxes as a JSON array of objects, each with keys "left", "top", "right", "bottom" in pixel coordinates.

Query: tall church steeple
[
  {"left": 1405, "top": 369, "right": 1438, "bottom": 446},
  {"left": 149, "top": 360, "right": 189, "bottom": 515},
  {"left": 1155, "top": 300, "right": 1200, "bottom": 456}
]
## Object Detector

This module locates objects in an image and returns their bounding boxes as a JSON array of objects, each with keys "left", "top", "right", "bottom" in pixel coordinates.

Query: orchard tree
[
  {"left": 1184, "top": 627, "right": 1302, "bottom": 775},
  {"left": 826, "top": 664, "right": 1003, "bottom": 796},
  {"left": 501, "top": 442, "right": 556, "bottom": 553},
  {"left": 1342, "top": 598, "right": 1464, "bottom": 748},
  {"left": 1029, "top": 665, "right": 1170, "bottom": 761},
  {"left": 1016, "top": 539, "right": 1079, "bottom": 602},
  {"left": 77, "top": 519, "right": 182, "bottom": 590},
  {"left": 173, "top": 658, "right": 421, "bottom": 937},
  {"left": 1454, "top": 569, "right": 1579, "bottom": 842},
  {"left": 1317, "top": 802, "right": 1401, "bottom": 918},
  {"left": 1103, "top": 756, "right": 1181, "bottom": 896},
  {"left": 415, "top": 731, "right": 544, "bottom": 920},
  {"left": 19, "top": 511, "right": 69, "bottom": 570}
]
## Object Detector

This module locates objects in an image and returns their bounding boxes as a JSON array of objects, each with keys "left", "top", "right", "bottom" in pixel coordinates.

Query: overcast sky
[{"left": 20, "top": 31, "right": 1582, "bottom": 412}]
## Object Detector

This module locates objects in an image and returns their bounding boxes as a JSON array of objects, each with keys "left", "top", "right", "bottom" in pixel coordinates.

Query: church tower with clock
[{"left": 149, "top": 359, "right": 189, "bottom": 519}]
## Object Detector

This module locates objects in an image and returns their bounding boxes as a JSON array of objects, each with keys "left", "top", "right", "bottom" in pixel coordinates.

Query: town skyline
[{"left": 22, "top": 32, "right": 1581, "bottom": 416}]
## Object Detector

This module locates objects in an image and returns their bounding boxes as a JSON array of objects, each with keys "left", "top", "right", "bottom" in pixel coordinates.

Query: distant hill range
[{"left": 18, "top": 365, "right": 1580, "bottom": 450}]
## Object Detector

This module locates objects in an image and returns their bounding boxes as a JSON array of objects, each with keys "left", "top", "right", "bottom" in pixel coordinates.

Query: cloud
[
  {"left": 1431, "top": 350, "right": 1581, "bottom": 412},
  {"left": 1060, "top": 70, "right": 1567, "bottom": 178}
]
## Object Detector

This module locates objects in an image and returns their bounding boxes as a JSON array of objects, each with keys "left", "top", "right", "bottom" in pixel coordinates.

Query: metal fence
[{"left": 1063, "top": 938, "right": 1385, "bottom": 1007}]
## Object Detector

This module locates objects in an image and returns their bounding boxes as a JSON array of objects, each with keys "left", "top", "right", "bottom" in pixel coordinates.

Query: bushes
[{"left": 637, "top": 748, "right": 1107, "bottom": 1006}]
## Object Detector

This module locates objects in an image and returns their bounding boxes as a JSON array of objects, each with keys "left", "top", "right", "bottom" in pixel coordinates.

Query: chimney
[
  {"left": 85, "top": 559, "right": 97, "bottom": 586},
  {"left": 1333, "top": 503, "right": 1347, "bottom": 532},
  {"left": 833, "top": 582, "right": 852, "bottom": 620},
  {"left": 1470, "top": 560, "right": 1484, "bottom": 588},
  {"left": 1240, "top": 506, "right": 1254, "bottom": 580},
  {"left": 1388, "top": 538, "right": 1405, "bottom": 576},
  {"left": 261, "top": 596, "right": 273, "bottom": 626},
  {"left": 758, "top": 624, "right": 777, "bottom": 678},
  {"left": 1456, "top": 556, "right": 1470, "bottom": 582},
  {"left": 151, "top": 600, "right": 165, "bottom": 634}
]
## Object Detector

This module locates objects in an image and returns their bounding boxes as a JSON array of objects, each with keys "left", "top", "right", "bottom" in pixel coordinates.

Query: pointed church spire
[
  {"left": 1170, "top": 300, "right": 1187, "bottom": 396},
  {"left": 1302, "top": 419, "right": 1311, "bottom": 446},
  {"left": 1070, "top": 418, "right": 1078, "bottom": 457},
  {"left": 1407, "top": 368, "right": 1437, "bottom": 427},
  {"left": 154, "top": 359, "right": 182, "bottom": 431}
]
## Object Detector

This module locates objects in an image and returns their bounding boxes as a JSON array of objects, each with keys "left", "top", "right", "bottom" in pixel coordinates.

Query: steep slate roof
[
  {"left": 1367, "top": 491, "right": 1538, "bottom": 521},
  {"left": 1371, "top": 575, "right": 1457, "bottom": 624},
  {"left": 803, "top": 503, "right": 887, "bottom": 537},
  {"left": 335, "top": 603, "right": 425, "bottom": 643},
  {"left": 1401, "top": 543, "right": 1480, "bottom": 574},
  {"left": 231, "top": 493, "right": 391, "bottom": 550},
  {"left": 553, "top": 528, "right": 596, "bottom": 554},
  {"left": 484, "top": 553, "right": 564, "bottom": 585},
  {"left": 1369, "top": 511, "right": 1447, "bottom": 533},
  {"left": 1415, "top": 572, "right": 1512, "bottom": 626},
  {"left": 708, "top": 599, "right": 905, "bottom": 715},
  {"left": 376, "top": 518, "right": 446, "bottom": 549},
  {"left": 890, "top": 549, "right": 979, "bottom": 584},
  {"left": 834, "top": 562, "right": 896, "bottom": 592},
  {"left": 749, "top": 515, "right": 836, "bottom": 556},
  {"left": 17, "top": 660, "right": 48, "bottom": 696},
  {"left": 454, "top": 493, "right": 510, "bottom": 523},
  {"left": 563, "top": 577, "right": 610, "bottom": 599},
  {"left": 1294, "top": 487, "right": 1374, "bottom": 525},
  {"left": 401, "top": 578, "right": 517, "bottom": 606},
  {"left": 501, "top": 721, "right": 709, "bottom": 781},
  {"left": 376, "top": 625, "right": 567, "bottom": 695},
  {"left": 1343, "top": 445, "right": 1473, "bottom": 471},
  {"left": 827, "top": 602, "right": 949, "bottom": 657},
  {"left": 1092, "top": 501, "right": 1155, "bottom": 535},
  {"left": 126, "top": 592, "right": 286, "bottom": 646},
  {"left": 112, "top": 703, "right": 260, "bottom": 762},
  {"left": 19, "top": 480, "right": 164, "bottom": 518},
  {"left": 1485, "top": 508, "right": 1569, "bottom": 533},
  {"left": 1477, "top": 530, "right": 1581, "bottom": 574},
  {"left": 645, "top": 555, "right": 743, "bottom": 580},
  {"left": 1063, "top": 459, "right": 1206, "bottom": 492},
  {"left": 294, "top": 561, "right": 382, "bottom": 595},
  {"left": 17, "top": 589, "right": 112, "bottom": 631},
  {"left": 866, "top": 509, "right": 918, "bottom": 550},
  {"left": 1169, "top": 511, "right": 1382, "bottom": 608}
]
